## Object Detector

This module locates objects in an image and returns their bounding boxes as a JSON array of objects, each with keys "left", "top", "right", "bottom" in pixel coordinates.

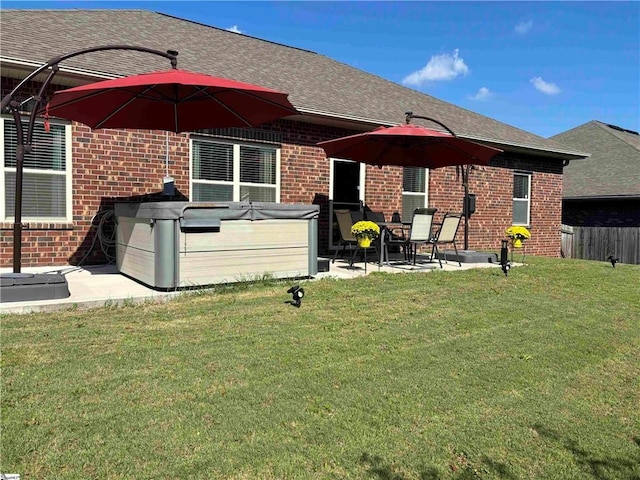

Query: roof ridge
[
  {"left": 592, "top": 120, "right": 640, "bottom": 152},
  {"left": 155, "top": 11, "right": 319, "bottom": 56}
]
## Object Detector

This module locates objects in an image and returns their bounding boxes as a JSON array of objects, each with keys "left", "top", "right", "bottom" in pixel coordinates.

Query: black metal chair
[{"left": 332, "top": 209, "right": 358, "bottom": 263}]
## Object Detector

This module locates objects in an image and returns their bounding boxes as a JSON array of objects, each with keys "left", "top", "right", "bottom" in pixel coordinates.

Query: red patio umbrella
[
  {"left": 318, "top": 116, "right": 504, "bottom": 253},
  {"left": 317, "top": 123, "right": 501, "bottom": 168},
  {"left": 43, "top": 68, "right": 299, "bottom": 132},
  {"left": 5, "top": 45, "right": 301, "bottom": 279}
]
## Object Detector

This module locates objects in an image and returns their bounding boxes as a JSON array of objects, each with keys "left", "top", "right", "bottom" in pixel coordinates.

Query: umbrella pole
[
  {"left": 10, "top": 111, "right": 25, "bottom": 273},
  {"left": 463, "top": 165, "right": 470, "bottom": 251},
  {"left": 1, "top": 45, "right": 179, "bottom": 273},
  {"left": 405, "top": 111, "right": 456, "bottom": 136},
  {"left": 406, "top": 112, "right": 472, "bottom": 250}
]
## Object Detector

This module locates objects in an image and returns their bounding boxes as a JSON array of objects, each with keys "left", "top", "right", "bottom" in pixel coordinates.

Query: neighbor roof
[
  {"left": 551, "top": 121, "right": 640, "bottom": 199},
  {"left": 1, "top": 9, "right": 585, "bottom": 159}
]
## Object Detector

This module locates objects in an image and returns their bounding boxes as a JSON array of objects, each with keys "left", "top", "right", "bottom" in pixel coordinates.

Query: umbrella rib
[
  {"left": 426, "top": 137, "right": 485, "bottom": 163},
  {"left": 371, "top": 140, "right": 397, "bottom": 164},
  {"left": 198, "top": 88, "right": 295, "bottom": 127},
  {"left": 94, "top": 85, "right": 157, "bottom": 130},
  {"left": 236, "top": 89, "right": 296, "bottom": 112},
  {"left": 368, "top": 137, "right": 438, "bottom": 163},
  {"left": 392, "top": 137, "right": 486, "bottom": 164},
  {"left": 45, "top": 89, "right": 110, "bottom": 111}
]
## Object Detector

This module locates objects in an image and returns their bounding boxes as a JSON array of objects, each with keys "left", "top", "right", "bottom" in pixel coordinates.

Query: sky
[{"left": 3, "top": 1, "right": 639, "bottom": 139}]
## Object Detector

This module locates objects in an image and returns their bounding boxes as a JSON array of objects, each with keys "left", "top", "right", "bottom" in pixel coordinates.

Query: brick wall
[
  {"left": 563, "top": 198, "right": 640, "bottom": 227},
  {"left": 428, "top": 153, "right": 564, "bottom": 257}
]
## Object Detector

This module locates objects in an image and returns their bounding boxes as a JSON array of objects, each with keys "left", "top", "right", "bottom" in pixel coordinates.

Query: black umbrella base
[
  {"left": 435, "top": 249, "right": 499, "bottom": 264},
  {"left": 317, "top": 258, "right": 330, "bottom": 273},
  {"left": 1, "top": 272, "right": 70, "bottom": 303}
]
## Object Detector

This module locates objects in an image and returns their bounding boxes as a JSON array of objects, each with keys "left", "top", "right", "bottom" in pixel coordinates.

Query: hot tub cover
[{"left": 114, "top": 201, "right": 319, "bottom": 221}]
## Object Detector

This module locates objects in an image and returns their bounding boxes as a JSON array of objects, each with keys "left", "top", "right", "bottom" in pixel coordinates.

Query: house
[
  {"left": 551, "top": 121, "right": 640, "bottom": 264},
  {"left": 551, "top": 121, "right": 640, "bottom": 228},
  {"left": 1, "top": 9, "right": 587, "bottom": 268}
]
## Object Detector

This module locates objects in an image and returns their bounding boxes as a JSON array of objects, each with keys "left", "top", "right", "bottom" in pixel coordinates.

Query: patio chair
[
  {"left": 350, "top": 209, "right": 365, "bottom": 223},
  {"left": 332, "top": 209, "right": 358, "bottom": 263},
  {"left": 364, "top": 210, "right": 385, "bottom": 223},
  {"left": 403, "top": 207, "right": 438, "bottom": 264},
  {"left": 428, "top": 212, "right": 463, "bottom": 268}
]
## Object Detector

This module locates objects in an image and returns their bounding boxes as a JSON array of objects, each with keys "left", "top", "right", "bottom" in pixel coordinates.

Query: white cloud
[
  {"left": 402, "top": 49, "right": 469, "bottom": 87},
  {"left": 514, "top": 20, "right": 533, "bottom": 35},
  {"left": 469, "top": 87, "right": 493, "bottom": 101},
  {"left": 530, "top": 76, "right": 561, "bottom": 95},
  {"left": 227, "top": 25, "right": 243, "bottom": 34}
]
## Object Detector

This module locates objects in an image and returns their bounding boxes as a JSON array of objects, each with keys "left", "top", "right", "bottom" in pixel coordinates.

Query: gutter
[
  {"left": 1, "top": 56, "right": 121, "bottom": 81},
  {"left": 458, "top": 133, "right": 589, "bottom": 160},
  {"left": 295, "top": 106, "right": 398, "bottom": 129},
  {"left": 564, "top": 194, "right": 640, "bottom": 201}
]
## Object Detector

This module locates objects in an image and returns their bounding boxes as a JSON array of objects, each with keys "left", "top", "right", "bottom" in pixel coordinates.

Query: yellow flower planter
[
  {"left": 351, "top": 221, "right": 379, "bottom": 249},
  {"left": 505, "top": 226, "right": 530, "bottom": 250},
  {"left": 358, "top": 237, "right": 372, "bottom": 248}
]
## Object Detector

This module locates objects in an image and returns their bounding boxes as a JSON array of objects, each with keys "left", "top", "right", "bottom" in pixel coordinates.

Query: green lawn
[{"left": 1, "top": 257, "right": 639, "bottom": 479}]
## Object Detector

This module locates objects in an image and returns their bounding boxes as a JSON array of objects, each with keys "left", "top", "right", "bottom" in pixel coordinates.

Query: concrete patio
[{"left": 1, "top": 252, "right": 503, "bottom": 314}]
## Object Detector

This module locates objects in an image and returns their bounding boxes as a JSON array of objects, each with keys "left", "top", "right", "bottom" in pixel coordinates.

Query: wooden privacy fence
[{"left": 561, "top": 225, "right": 640, "bottom": 264}]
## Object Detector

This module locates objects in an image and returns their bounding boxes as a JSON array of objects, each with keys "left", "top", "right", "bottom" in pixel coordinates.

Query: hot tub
[{"left": 115, "top": 202, "right": 319, "bottom": 289}]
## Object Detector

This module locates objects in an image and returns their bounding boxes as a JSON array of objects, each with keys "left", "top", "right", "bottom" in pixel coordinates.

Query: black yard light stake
[
  {"left": 287, "top": 285, "right": 304, "bottom": 307},
  {"left": 500, "top": 239, "right": 511, "bottom": 276}
]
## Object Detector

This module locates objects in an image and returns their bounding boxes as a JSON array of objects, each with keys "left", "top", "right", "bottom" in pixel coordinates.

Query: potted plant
[
  {"left": 505, "top": 225, "right": 531, "bottom": 248},
  {"left": 351, "top": 220, "right": 381, "bottom": 248}
]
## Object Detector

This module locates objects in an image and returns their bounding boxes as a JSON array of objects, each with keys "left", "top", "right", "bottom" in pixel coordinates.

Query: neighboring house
[
  {"left": 1, "top": 10, "right": 587, "bottom": 268},
  {"left": 551, "top": 121, "right": 640, "bottom": 227}
]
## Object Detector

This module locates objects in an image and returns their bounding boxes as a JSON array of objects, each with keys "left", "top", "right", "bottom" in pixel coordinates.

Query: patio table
[{"left": 377, "top": 222, "right": 410, "bottom": 270}]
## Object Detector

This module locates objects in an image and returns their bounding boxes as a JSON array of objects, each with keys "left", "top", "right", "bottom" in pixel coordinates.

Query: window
[
  {"left": 513, "top": 172, "right": 531, "bottom": 225},
  {"left": 1, "top": 117, "right": 72, "bottom": 221},
  {"left": 402, "top": 166, "right": 428, "bottom": 222},
  {"left": 191, "top": 138, "right": 279, "bottom": 202}
]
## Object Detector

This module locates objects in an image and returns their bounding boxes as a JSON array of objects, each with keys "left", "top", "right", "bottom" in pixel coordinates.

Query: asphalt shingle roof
[
  {"left": 1, "top": 9, "right": 585, "bottom": 159},
  {"left": 551, "top": 121, "right": 640, "bottom": 198}
]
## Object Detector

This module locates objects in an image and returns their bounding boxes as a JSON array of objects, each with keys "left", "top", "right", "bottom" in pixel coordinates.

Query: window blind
[
  {"left": 3, "top": 121, "right": 66, "bottom": 171},
  {"left": 192, "top": 141, "right": 233, "bottom": 182},
  {"left": 240, "top": 145, "right": 276, "bottom": 185},
  {"left": 402, "top": 167, "right": 427, "bottom": 223},
  {"left": 3, "top": 118, "right": 68, "bottom": 220},
  {"left": 403, "top": 166, "right": 426, "bottom": 193}
]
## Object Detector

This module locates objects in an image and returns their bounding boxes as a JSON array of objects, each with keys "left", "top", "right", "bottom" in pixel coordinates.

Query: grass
[{"left": 1, "top": 257, "right": 639, "bottom": 479}]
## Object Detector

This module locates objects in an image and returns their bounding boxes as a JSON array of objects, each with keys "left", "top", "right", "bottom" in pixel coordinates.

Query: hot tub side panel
[
  {"left": 116, "top": 216, "right": 157, "bottom": 288},
  {"left": 178, "top": 218, "right": 311, "bottom": 286}
]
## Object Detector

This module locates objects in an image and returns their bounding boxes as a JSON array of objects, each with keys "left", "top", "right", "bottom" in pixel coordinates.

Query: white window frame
[
  {"left": 189, "top": 136, "right": 281, "bottom": 202},
  {"left": 513, "top": 171, "right": 532, "bottom": 226},
  {"left": 402, "top": 166, "right": 429, "bottom": 223},
  {"left": 0, "top": 116, "right": 73, "bottom": 223}
]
